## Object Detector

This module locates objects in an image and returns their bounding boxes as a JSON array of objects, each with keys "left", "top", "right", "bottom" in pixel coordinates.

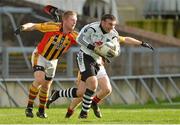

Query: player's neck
[
  {"left": 99, "top": 24, "right": 108, "bottom": 34},
  {"left": 63, "top": 28, "right": 70, "bottom": 34},
  {"left": 62, "top": 25, "right": 72, "bottom": 34}
]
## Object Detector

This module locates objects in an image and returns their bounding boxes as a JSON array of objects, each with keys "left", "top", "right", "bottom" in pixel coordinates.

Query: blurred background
[{"left": 0, "top": 0, "right": 179, "bottom": 107}]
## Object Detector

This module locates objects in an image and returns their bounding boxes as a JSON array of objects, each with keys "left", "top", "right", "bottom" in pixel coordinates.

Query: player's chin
[
  {"left": 70, "top": 26, "right": 75, "bottom": 30},
  {"left": 108, "top": 29, "right": 113, "bottom": 32},
  {"left": 105, "top": 29, "right": 112, "bottom": 33}
]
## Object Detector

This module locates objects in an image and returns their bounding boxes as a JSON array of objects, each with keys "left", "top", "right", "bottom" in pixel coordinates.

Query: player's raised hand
[
  {"left": 43, "top": 5, "right": 59, "bottom": 22},
  {"left": 141, "top": 41, "right": 154, "bottom": 51}
]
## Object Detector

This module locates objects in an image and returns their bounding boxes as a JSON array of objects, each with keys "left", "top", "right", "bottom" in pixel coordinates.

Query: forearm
[
  {"left": 21, "top": 23, "right": 39, "bottom": 31},
  {"left": 121, "top": 36, "right": 154, "bottom": 50},
  {"left": 19, "top": 22, "right": 60, "bottom": 32},
  {"left": 124, "top": 37, "right": 142, "bottom": 45}
]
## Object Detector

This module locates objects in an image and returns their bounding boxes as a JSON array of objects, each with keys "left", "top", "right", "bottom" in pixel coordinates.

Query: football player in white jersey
[{"left": 46, "top": 14, "right": 153, "bottom": 119}]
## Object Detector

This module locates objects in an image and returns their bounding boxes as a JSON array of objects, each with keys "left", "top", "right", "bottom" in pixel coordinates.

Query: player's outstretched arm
[
  {"left": 119, "top": 36, "right": 154, "bottom": 51},
  {"left": 14, "top": 22, "right": 61, "bottom": 34},
  {"left": 14, "top": 5, "right": 60, "bottom": 35},
  {"left": 14, "top": 23, "right": 38, "bottom": 35}
]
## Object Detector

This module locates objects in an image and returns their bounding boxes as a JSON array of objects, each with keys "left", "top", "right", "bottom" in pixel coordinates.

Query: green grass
[{"left": 0, "top": 104, "right": 180, "bottom": 124}]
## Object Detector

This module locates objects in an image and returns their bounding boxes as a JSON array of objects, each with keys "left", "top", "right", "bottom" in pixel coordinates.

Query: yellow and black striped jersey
[{"left": 35, "top": 22, "right": 78, "bottom": 60}]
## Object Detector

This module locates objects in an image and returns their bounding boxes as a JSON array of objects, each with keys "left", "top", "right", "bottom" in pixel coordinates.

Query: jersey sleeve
[
  {"left": 76, "top": 24, "right": 95, "bottom": 47},
  {"left": 119, "top": 36, "right": 125, "bottom": 43},
  {"left": 34, "top": 22, "right": 61, "bottom": 32}
]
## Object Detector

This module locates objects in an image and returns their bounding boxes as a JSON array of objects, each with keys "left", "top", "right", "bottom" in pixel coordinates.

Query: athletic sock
[
  {"left": 38, "top": 87, "right": 48, "bottom": 110},
  {"left": 92, "top": 95, "right": 101, "bottom": 104},
  {"left": 67, "top": 107, "right": 74, "bottom": 114},
  {"left": 82, "top": 88, "right": 94, "bottom": 112},
  {"left": 27, "top": 84, "right": 39, "bottom": 108},
  {"left": 58, "top": 88, "right": 78, "bottom": 98}
]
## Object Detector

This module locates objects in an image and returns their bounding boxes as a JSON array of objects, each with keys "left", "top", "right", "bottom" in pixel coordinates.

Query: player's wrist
[{"left": 141, "top": 41, "right": 144, "bottom": 46}]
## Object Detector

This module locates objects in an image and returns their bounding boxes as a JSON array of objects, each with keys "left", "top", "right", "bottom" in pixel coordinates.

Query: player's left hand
[{"left": 141, "top": 41, "right": 154, "bottom": 51}]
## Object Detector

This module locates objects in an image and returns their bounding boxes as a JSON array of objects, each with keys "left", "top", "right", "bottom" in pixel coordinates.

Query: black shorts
[{"left": 76, "top": 51, "right": 100, "bottom": 81}]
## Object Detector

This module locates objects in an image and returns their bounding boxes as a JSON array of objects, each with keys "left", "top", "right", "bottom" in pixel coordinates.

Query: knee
[
  {"left": 34, "top": 78, "right": 52, "bottom": 90},
  {"left": 87, "top": 77, "right": 98, "bottom": 91},
  {"left": 76, "top": 89, "right": 85, "bottom": 97},
  {"left": 90, "top": 85, "right": 97, "bottom": 92},
  {"left": 42, "top": 82, "right": 52, "bottom": 91},
  {"left": 77, "top": 92, "right": 84, "bottom": 97},
  {"left": 104, "top": 87, "right": 112, "bottom": 95},
  {"left": 35, "top": 77, "right": 45, "bottom": 84}
]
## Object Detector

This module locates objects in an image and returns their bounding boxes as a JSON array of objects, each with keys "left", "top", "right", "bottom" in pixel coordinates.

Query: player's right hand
[
  {"left": 43, "top": 5, "right": 59, "bottom": 22},
  {"left": 14, "top": 26, "right": 23, "bottom": 35}
]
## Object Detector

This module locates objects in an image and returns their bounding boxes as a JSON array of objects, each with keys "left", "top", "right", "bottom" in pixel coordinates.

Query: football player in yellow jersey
[{"left": 15, "top": 8, "right": 78, "bottom": 118}]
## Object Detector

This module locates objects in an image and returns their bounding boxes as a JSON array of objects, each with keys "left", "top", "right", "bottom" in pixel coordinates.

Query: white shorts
[
  {"left": 31, "top": 49, "right": 58, "bottom": 79},
  {"left": 97, "top": 65, "right": 107, "bottom": 79}
]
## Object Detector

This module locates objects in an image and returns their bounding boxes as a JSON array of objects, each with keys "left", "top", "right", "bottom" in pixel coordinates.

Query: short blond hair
[{"left": 62, "top": 11, "right": 77, "bottom": 19}]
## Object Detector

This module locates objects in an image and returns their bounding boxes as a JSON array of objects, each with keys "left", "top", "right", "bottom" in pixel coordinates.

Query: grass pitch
[{"left": 0, "top": 104, "right": 180, "bottom": 124}]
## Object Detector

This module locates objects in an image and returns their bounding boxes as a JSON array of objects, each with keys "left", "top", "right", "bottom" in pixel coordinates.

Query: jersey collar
[{"left": 99, "top": 24, "right": 108, "bottom": 34}]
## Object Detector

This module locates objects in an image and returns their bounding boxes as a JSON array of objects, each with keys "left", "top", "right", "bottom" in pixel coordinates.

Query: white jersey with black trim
[{"left": 76, "top": 22, "right": 120, "bottom": 64}]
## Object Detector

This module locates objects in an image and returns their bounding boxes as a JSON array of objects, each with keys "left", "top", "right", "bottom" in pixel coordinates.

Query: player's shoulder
[
  {"left": 83, "top": 22, "right": 100, "bottom": 33},
  {"left": 88, "top": 22, "right": 100, "bottom": 27},
  {"left": 105, "top": 29, "right": 118, "bottom": 41},
  {"left": 71, "top": 30, "right": 78, "bottom": 37},
  {"left": 111, "top": 28, "right": 119, "bottom": 36},
  {"left": 89, "top": 22, "right": 100, "bottom": 30}
]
